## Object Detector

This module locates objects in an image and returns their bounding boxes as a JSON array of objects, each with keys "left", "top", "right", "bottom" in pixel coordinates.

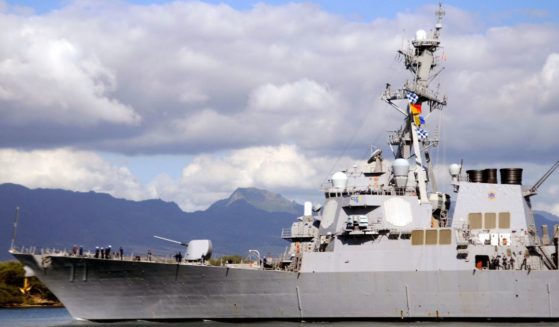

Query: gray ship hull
[{"left": 13, "top": 253, "right": 559, "bottom": 321}]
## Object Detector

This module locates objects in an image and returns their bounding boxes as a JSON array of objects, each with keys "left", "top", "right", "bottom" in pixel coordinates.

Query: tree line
[{"left": 0, "top": 261, "right": 59, "bottom": 307}]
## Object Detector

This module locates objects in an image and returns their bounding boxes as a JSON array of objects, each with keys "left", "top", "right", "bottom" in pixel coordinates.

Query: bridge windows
[
  {"left": 425, "top": 229, "right": 438, "bottom": 245},
  {"left": 411, "top": 230, "right": 424, "bottom": 245},
  {"left": 498, "top": 212, "right": 511, "bottom": 229},
  {"left": 468, "top": 213, "right": 482, "bottom": 229},
  {"left": 439, "top": 229, "right": 452, "bottom": 244},
  {"left": 468, "top": 212, "right": 511, "bottom": 230},
  {"left": 484, "top": 213, "right": 496, "bottom": 229},
  {"left": 411, "top": 229, "right": 452, "bottom": 246}
]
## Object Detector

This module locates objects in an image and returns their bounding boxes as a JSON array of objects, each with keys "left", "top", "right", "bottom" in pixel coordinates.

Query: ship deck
[{"left": 9, "top": 245, "right": 265, "bottom": 270}]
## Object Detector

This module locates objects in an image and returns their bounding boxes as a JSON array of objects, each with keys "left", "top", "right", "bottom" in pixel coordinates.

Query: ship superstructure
[{"left": 9, "top": 4, "right": 559, "bottom": 321}]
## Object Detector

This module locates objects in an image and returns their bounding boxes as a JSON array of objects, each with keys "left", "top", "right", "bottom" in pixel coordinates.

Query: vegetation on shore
[
  {"left": 208, "top": 255, "right": 244, "bottom": 266},
  {"left": 0, "top": 261, "right": 60, "bottom": 307}
]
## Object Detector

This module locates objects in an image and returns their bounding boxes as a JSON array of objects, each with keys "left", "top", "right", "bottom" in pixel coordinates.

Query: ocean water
[
  {"left": 2, "top": 308, "right": 559, "bottom": 327},
  {"left": 0, "top": 308, "right": 71, "bottom": 327}
]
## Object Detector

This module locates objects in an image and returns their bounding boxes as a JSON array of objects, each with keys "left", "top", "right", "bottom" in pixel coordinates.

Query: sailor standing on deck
[{"left": 174, "top": 251, "right": 182, "bottom": 263}]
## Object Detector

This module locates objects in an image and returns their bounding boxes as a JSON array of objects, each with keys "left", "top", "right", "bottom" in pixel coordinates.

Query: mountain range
[
  {"left": 0, "top": 184, "right": 302, "bottom": 260},
  {"left": 1, "top": 183, "right": 558, "bottom": 261}
]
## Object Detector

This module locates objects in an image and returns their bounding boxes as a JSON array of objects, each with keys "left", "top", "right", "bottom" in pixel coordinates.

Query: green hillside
[{"left": 0, "top": 261, "right": 59, "bottom": 307}]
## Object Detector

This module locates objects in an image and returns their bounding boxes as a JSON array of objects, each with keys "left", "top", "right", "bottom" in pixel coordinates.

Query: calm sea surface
[{"left": 2, "top": 308, "right": 559, "bottom": 327}]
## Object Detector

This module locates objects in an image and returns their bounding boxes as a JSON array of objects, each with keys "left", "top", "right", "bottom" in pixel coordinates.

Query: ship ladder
[{"left": 534, "top": 246, "right": 557, "bottom": 270}]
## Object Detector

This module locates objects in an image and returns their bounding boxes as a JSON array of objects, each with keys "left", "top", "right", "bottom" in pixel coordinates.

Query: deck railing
[{"left": 10, "top": 245, "right": 182, "bottom": 264}]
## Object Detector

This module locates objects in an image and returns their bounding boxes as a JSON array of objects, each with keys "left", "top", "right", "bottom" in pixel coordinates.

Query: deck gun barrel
[{"left": 153, "top": 235, "right": 187, "bottom": 247}]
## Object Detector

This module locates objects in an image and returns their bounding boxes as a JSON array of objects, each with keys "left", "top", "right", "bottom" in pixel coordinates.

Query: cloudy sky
[{"left": 1, "top": 0, "right": 558, "bottom": 215}]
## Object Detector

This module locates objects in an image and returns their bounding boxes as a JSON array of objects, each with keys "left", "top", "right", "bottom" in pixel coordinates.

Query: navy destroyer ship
[{"left": 9, "top": 4, "right": 559, "bottom": 321}]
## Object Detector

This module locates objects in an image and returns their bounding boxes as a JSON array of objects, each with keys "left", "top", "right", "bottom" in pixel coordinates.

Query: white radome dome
[
  {"left": 416, "top": 29, "right": 427, "bottom": 41},
  {"left": 392, "top": 158, "right": 410, "bottom": 177},
  {"left": 449, "top": 163, "right": 461, "bottom": 176},
  {"left": 332, "top": 171, "right": 348, "bottom": 189}
]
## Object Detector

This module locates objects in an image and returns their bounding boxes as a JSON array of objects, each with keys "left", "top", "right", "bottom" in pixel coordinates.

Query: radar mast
[{"left": 381, "top": 3, "right": 447, "bottom": 204}]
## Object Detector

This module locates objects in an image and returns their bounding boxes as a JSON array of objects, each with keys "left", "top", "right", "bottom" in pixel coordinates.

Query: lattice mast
[{"left": 381, "top": 3, "right": 447, "bottom": 204}]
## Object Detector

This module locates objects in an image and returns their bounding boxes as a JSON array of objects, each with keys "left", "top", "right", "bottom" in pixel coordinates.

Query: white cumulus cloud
[
  {"left": 0, "top": 148, "right": 147, "bottom": 200},
  {"left": 248, "top": 79, "right": 338, "bottom": 113},
  {"left": 148, "top": 144, "right": 353, "bottom": 211},
  {"left": 0, "top": 23, "right": 140, "bottom": 126}
]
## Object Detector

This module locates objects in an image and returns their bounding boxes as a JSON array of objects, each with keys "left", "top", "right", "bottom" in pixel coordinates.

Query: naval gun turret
[{"left": 154, "top": 235, "right": 213, "bottom": 262}]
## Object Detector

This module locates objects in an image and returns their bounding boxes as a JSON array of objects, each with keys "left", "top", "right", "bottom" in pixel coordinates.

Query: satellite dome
[
  {"left": 332, "top": 171, "right": 348, "bottom": 189},
  {"left": 392, "top": 158, "right": 409, "bottom": 177},
  {"left": 449, "top": 163, "right": 461, "bottom": 176},
  {"left": 416, "top": 29, "right": 427, "bottom": 41}
]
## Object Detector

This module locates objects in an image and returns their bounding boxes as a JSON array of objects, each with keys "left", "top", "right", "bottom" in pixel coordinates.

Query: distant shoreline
[{"left": 1, "top": 303, "right": 63, "bottom": 309}]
